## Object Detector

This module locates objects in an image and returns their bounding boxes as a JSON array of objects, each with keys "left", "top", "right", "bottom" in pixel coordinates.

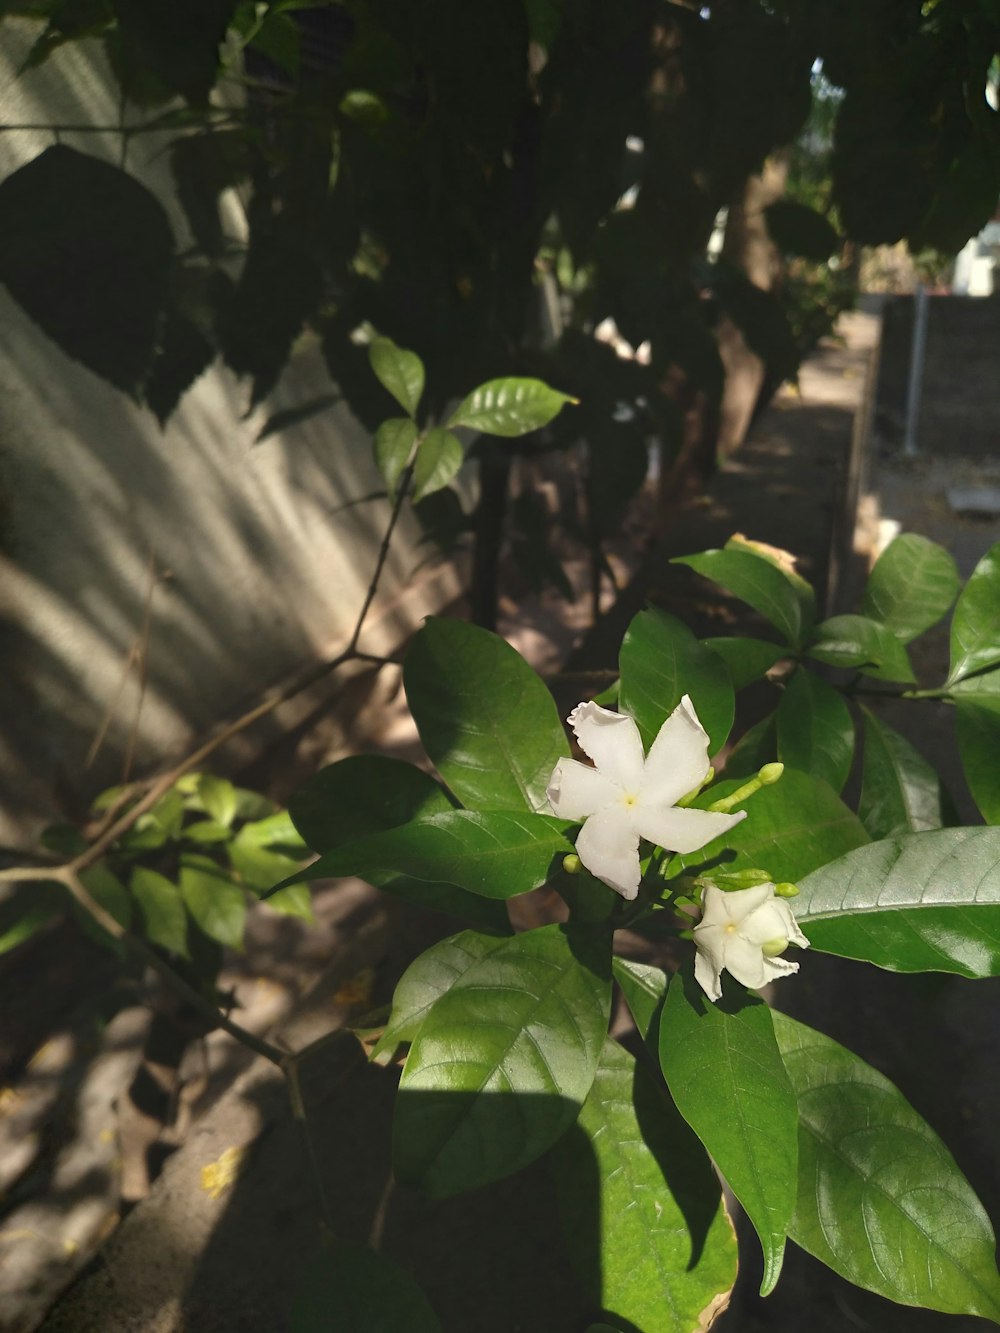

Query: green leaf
[
  {"left": 659, "top": 975, "right": 797, "bottom": 1296},
  {"left": 723, "top": 710, "right": 778, "bottom": 779},
  {"left": 672, "top": 545, "right": 815, "bottom": 649},
  {"left": 371, "top": 929, "right": 508, "bottom": 1062},
  {"left": 619, "top": 608, "right": 734, "bottom": 754},
  {"left": 183, "top": 819, "right": 232, "bottom": 844},
  {"left": 957, "top": 698, "right": 1000, "bottom": 824},
  {"left": 672, "top": 767, "right": 869, "bottom": 883},
  {"left": 776, "top": 668, "right": 855, "bottom": 794},
  {"left": 291, "top": 1244, "right": 441, "bottom": 1333},
  {"left": 289, "top": 755, "right": 453, "bottom": 851},
  {"left": 949, "top": 542, "right": 1000, "bottom": 685},
  {"left": 774, "top": 1011, "right": 1000, "bottom": 1322},
  {"left": 228, "top": 827, "right": 304, "bottom": 894},
  {"left": 553, "top": 1037, "right": 737, "bottom": 1332},
  {"left": 793, "top": 826, "right": 1000, "bottom": 977},
  {"left": 612, "top": 956, "right": 667, "bottom": 1043},
  {"left": 373, "top": 417, "right": 417, "bottom": 499},
  {"left": 806, "top": 614, "right": 914, "bottom": 684},
  {"left": 0, "top": 146, "right": 173, "bottom": 394},
  {"left": 368, "top": 337, "right": 425, "bottom": 418},
  {"left": 80, "top": 862, "right": 132, "bottom": 929},
  {"left": 858, "top": 707, "right": 943, "bottom": 839},
  {"left": 394, "top": 923, "right": 611, "bottom": 1196},
  {"left": 701, "top": 636, "right": 786, "bottom": 691},
  {"left": 178, "top": 854, "right": 246, "bottom": 950},
  {"left": 764, "top": 199, "right": 840, "bottom": 261},
  {"left": 446, "top": 377, "right": 576, "bottom": 437},
  {"left": 950, "top": 668, "right": 1000, "bottom": 698},
  {"left": 403, "top": 618, "right": 569, "bottom": 813},
  {"left": 196, "top": 774, "right": 238, "bottom": 827},
  {"left": 0, "top": 883, "right": 63, "bottom": 957},
  {"left": 130, "top": 867, "right": 190, "bottom": 958},
  {"left": 276, "top": 810, "right": 572, "bottom": 901},
  {"left": 861, "top": 533, "right": 960, "bottom": 644},
  {"left": 287, "top": 754, "right": 507, "bottom": 931},
  {"left": 412, "top": 427, "right": 463, "bottom": 503}
]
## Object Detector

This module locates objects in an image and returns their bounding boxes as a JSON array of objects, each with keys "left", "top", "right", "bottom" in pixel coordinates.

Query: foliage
[
  {"left": 262, "top": 529, "right": 1000, "bottom": 1328},
  {"left": 1, "top": 0, "right": 997, "bottom": 620}
]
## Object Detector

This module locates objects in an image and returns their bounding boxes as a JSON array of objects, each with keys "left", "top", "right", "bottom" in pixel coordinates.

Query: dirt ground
[{"left": 4, "top": 306, "right": 1000, "bottom": 1332}]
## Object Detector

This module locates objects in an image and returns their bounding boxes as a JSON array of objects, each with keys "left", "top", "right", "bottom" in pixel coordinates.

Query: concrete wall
[{"left": 0, "top": 23, "right": 464, "bottom": 844}]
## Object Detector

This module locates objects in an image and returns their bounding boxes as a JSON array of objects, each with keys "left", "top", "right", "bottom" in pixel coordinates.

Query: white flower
[
  {"left": 693, "top": 883, "right": 810, "bottom": 1002},
  {"left": 546, "top": 696, "right": 745, "bottom": 900}
]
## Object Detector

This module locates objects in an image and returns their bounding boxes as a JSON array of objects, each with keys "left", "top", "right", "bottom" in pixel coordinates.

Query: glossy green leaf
[
  {"left": 374, "top": 417, "right": 418, "bottom": 499},
  {"left": 861, "top": 533, "right": 960, "bottom": 644},
  {"left": 292, "top": 1243, "right": 441, "bottom": 1333},
  {"left": 858, "top": 707, "right": 943, "bottom": 839},
  {"left": 619, "top": 608, "right": 734, "bottom": 754},
  {"left": 553, "top": 1037, "right": 737, "bottom": 1332},
  {"left": 612, "top": 956, "right": 667, "bottom": 1043},
  {"left": 948, "top": 541, "right": 1000, "bottom": 685},
  {"left": 446, "top": 377, "right": 575, "bottom": 437},
  {"left": 278, "top": 810, "right": 572, "bottom": 900},
  {"left": 776, "top": 668, "right": 855, "bottom": 793},
  {"left": 197, "top": 774, "right": 238, "bottom": 827},
  {"left": 372, "top": 929, "right": 508, "bottom": 1061},
  {"left": 806, "top": 614, "right": 914, "bottom": 684},
  {"left": 774, "top": 1011, "right": 1000, "bottom": 1322},
  {"left": 701, "top": 636, "right": 786, "bottom": 691},
  {"left": 394, "top": 923, "right": 611, "bottom": 1196},
  {"left": 413, "top": 427, "right": 463, "bottom": 503},
  {"left": 793, "top": 826, "right": 1000, "bottom": 977},
  {"left": 660, "top": 975, "right": 796, "bottom": 1295},
  {"left": 287, "top": 753, "right": 507, "bottom": 931},
  {"left": 672, "top": 546, "right": 815, "bottom": 649},
  {"left": 673, "top": 767, "right": 869, "bottom": 883},
  {"left": 179, "top": 854, "right": 246, "bottom": 951},
  {"left": 950, "top": 667, "right": 1000, "bottom": 698},
  {"left": 403, "top": 618, "right": 569, "bottom": 813},
  {"left": 130, "top": 867, "right": 190, "bottom": 958},
  {"left": 369, "top": 337, "right": 424, "bottom": 418},
  {"left": 957, "top": 698, "right": 1000, "bottom": 824},
  {"left": 723, "top": 710, "right": 778, "bottom": 779},
  {"left": 290, "top": 755, "right": 453, "bottom": 850},
  {"left": 236, "top": 809, "right": 306, "bottom": 850}
]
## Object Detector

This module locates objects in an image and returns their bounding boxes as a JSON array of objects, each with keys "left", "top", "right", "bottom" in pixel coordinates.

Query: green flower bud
[
  {"left": 758, "top": 762, "right": 784, "bottom": 786},
  {"left": 774, "top": 881, "right": 799, "bottom": 898},
  {"left": 562, "top": 854, "right": 582, "bottom": 875},
  {"left": 761, "top": 937, "right": 790, "bottom": 958}
]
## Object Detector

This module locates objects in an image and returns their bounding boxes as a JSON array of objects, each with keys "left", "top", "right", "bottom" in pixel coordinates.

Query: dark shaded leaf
[{"left": 0, "top": 146, "right": 173, "bottom": 393}]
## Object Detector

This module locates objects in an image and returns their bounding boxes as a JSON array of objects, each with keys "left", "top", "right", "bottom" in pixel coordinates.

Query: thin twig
[{"left": 348, "top": 464, "right": 415, "bottom": 653}]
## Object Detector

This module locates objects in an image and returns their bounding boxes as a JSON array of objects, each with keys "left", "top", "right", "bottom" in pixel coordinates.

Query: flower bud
[
  {"left": 774, "top": 881, "right": 799, "bottom": 898},
  {"left": 758, "top": 762, "right": 784, "bottom": 786},
  {"left": 562, "top": 854, "right": 582, "bottom": 875},
  {"left": 761, "top": 937, "right": 790, "bottom": 958}
]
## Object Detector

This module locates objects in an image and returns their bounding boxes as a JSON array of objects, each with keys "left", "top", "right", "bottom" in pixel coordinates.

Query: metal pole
[{"left": 903, "top": 281, "right": 929, "bottom": 457}]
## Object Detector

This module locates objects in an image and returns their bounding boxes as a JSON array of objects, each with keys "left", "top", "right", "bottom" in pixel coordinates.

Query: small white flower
[
  {"left": 546, "top": 696, "right": 745, "bottom": 900},
  {"left": 693, "top": 883, "right": 810, "bottom": 1002}
]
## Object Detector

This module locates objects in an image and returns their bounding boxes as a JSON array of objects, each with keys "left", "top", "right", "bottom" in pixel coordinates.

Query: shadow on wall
[{"left": 0, "top": 23, "right": 460, "bottom": 844}]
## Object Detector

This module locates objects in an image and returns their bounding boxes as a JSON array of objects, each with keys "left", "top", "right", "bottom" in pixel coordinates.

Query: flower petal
[
  {"left": 567, "top": 702, "right": 645, "bottom": 792},
  {"left": 694, "top": 945, "right": 724, "bottom": 1002},
  {"left": 740, "top": 897, "right": 802, "bottom": 947},
  {"left": 546, "top": 758, "right": 620, "bottom": 820},
  {"left": 574, "top": 805, "right": 642, "bottom": 900},
  {"left": 638, "top": 694, "right": 711, "bottom": 807},
  {"left": 716, "top": 934, "right": 771, "bottom": 990},
  {"left": 632, "top": 805, "right": 746, "bottom": 855}
]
